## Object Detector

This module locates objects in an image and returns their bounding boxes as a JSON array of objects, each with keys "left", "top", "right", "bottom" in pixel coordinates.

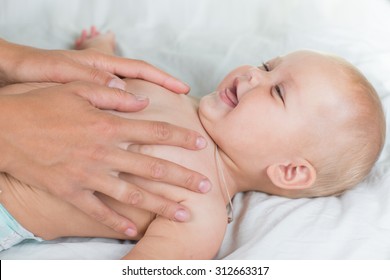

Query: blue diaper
[{"left": 0, "top": 204, "right": 43, "bottom": 251}]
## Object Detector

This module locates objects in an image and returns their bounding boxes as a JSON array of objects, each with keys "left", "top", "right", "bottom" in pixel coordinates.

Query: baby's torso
[
  {"left": 0, "top": 80, "right": 227, "bottom": 242},
  {"left": 109, "top": 79, "right": 225, "bottom": 236}
]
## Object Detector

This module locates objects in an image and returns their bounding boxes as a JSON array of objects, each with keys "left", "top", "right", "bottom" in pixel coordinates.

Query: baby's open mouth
[{"left": 224, "top": 86, "right": 238, "bottom": 107}]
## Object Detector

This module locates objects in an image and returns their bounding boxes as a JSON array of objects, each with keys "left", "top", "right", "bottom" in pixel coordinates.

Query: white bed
[{"left": 1, "top": 0, "right": 390, "bottom": 260}]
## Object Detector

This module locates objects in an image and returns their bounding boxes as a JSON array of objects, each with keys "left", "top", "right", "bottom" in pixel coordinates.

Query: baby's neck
[{"left": 213, "top": 145, "right": 238, "bottom": 209}]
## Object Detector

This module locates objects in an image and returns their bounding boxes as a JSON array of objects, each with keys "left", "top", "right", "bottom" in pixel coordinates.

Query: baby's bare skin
[
  {"left": 0, "top": 76, "right": 228, "bottom": 258},
  {"left": 0, "top": 30, "right": 229, "bottom": 259}
]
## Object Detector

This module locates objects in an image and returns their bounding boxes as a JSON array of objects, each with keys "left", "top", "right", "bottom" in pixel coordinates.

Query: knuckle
[
  {"left": 109, "top": 86, "right": 125, "bottom": 97},
  {"left": 126, "top": 189, "right": 143, "bottom": 205},
  {"left": 88, "top": 68, "right": 104, "bottom": 83},
  {"left": 51, "top": 170, "right": 87, "bottom": 199},
  {"left": 90, "top": 208, "right": 110, "bottom": 223},
  {"left": 184, "top": 173, "right": 196, "bottom": 189},
  {"left": 148, "top": 159, "right": 167, "bottom": 180},
  {"left": 185, "top": 132, "right": 195, "bottom": 146},
  {"left": 152, "top": 121, "right": 171, "bottom": 141},
  {"left": 93, "top": 116, "right": 119, "bottom": 138},
  {"left": 154, "top": 203, "right": 171, "bottom": 218},
  {"left": 72, "top": 166, "right": 89, "bottom": 184},
  {"left": 106, "top": 219, "right": 124, "bottom": 233},
  {"left": 63, "top": 168, "right": 94, "bottom": 196},
  {"left": 88, "top": 145, "right": 110, "bottom": 162}
]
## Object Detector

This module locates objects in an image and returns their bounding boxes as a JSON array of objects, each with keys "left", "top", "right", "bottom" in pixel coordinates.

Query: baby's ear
[{"left": 266, "top": 159, "right": 316, "bottom": 190}]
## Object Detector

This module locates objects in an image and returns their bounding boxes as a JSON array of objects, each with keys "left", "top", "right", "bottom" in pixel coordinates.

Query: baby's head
[{"left": 199, "top": 50, "right": 385, "bottom": 198}]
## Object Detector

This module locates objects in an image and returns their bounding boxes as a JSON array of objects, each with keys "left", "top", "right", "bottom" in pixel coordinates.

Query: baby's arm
[
  {"left": 0, "top": 172, "right": 151, "bottom": 242},
  {"left": 123, "top": 193, "right": 227, "bottom": 260}
]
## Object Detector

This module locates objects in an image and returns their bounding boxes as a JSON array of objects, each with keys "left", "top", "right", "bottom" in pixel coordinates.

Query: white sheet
[{"left": 1, "top": 0, "right": 390, "bottom": 259}]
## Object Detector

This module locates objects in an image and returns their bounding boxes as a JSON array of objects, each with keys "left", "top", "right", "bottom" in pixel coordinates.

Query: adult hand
[
  {"left": 0, "top": 82, "right": 210, "bottom": 237},
  {"left": 0, "top": 38, "right": 189, "bottom": 94}
]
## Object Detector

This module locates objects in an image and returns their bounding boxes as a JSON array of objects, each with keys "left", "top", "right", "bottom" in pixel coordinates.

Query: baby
[{"left": 0, "top": 28, "right": 385, "bottom": 259}]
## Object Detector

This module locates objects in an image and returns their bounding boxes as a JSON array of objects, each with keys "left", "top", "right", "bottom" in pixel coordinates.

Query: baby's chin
[
  {"left": 198, "top": 90, "right": 235, "bottom": 118},
  {"left": 198, "top": 91, "right": 217, "bottom": 108},
  {"left": 197, "top": 92, "right": 218, "bottom": 127}
]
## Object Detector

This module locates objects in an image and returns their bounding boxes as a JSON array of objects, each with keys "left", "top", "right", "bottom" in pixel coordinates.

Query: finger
[
  {"left": 69, "top": 81, "right": 149, "bottom": 112},
  {"left": 74, "top": 29, "right": 87, "bottom": 49},
  {"left": 96, "top": 176, "right": 191, "bottom": 222},
  {"left": 126, "top": 60, "right": 190, "bottom": 94},
  {"left": 54, "top": 57, "right": 128, "bottom": 91},
  {"left": 95, "top": 55, "right": 190, "bottom": 94},
  {"left": 110, "top": 149, "right": 211, "bottom": 193},
  {"left": 117, "top": 119, "right": 207, "bottom": 150},
  {"left": 90, "top": 26, "right": 99, "bottom": 37},
  {"left": 71, "top": 190, "right": 138, "bottom": 237}
]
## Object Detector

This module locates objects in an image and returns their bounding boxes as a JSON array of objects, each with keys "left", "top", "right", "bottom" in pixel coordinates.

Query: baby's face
[{"left": 199, "top": 50, "right": 353, "bottom": 186}]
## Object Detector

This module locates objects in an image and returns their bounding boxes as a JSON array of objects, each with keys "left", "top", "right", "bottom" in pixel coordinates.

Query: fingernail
[
  {"left": 199, "top": 179, "right": 211, "bottom": 193},
  {"left": 179, "top": 82, "right": 190, "bottom": 93},
  {"left": 124, "top": 227, "right": 137, "bottom": 237},
  {"left": 108, "top": 78, "right": 126, "bottom": 90},
  {"left": 134, "top": 94, "right": 149, "bottom": 102},
  {"left": 171, "top": 79, "right": 190, "bottom": 94},
  {"left": 196, "top": 137, "right": 207, "bottom": 149},
  {"left": 174, "top": 209, "right": 189, "bottom": 222}
]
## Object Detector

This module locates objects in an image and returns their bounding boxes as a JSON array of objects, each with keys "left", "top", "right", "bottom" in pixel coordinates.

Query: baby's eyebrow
[
  {"left": 258, "top": 56, "right": 282, "bottom": 70},
  {"left": 259, "top": 62, "right": 269, "bottom": 70},
  {"left": 268, "top": 56, "right": 282, "bottom": 66}
]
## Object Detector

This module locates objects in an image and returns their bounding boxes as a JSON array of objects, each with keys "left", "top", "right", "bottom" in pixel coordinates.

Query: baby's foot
[{"left": 74, "top": 26, "right": 116, "bottom": 55}]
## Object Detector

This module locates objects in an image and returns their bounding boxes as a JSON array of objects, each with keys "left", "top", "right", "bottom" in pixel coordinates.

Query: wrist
[
  {"left": 0, "top": 39, "right": 16, "bottom": 86},
  {"left": 0, "top": 39, "right": 9, "bottom": 86},
  {"left": 0, "top": 39, "right": 31, "bottom": 86}
]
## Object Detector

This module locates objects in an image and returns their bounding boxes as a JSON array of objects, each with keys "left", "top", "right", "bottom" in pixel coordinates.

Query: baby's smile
[
  {"left": 218, "top": 78, "right": 239, "bottom": 108},
  {"left": 218, "top": 87, "right": 238, "bottom": 108}
]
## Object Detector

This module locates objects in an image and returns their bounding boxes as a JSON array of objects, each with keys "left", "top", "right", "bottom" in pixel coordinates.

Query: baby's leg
[
  {"left": 0, "top": 173, "right": 152, "bottom": 241},
  {"left": 74, "top": 26, "right": 116, "bottom": 55}
]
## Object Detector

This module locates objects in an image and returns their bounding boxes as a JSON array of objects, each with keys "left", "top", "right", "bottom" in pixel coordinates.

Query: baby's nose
[
  {"left": 234, "top": 75, "right": 253, "bottom": 95},
  {"left": 247, "top": 67, "right": 264, "bottom": 84}
]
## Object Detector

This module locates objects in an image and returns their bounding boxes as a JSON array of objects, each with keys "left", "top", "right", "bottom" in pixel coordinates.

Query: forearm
[
  {"left": 122, "top": 214, "right": 224, "bottom": 260},
  {"left": 123, "top": 235, "right": 219, "bottom": 260},
  {"left": 122, "top": 235, "right": 190, "bottom": 260},
  {"left": 122, "top": 231, "right": 187, "bottom": 260}
]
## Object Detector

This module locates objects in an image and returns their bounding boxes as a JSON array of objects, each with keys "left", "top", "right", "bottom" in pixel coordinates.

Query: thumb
[{"left": 73, "top": 82, "right": 149, "bottom": 112}]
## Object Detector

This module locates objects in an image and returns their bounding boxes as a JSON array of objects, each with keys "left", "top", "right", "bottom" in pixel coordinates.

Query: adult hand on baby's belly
[{"left": 0, "top": 81, "right": 210, "bottom": 238}]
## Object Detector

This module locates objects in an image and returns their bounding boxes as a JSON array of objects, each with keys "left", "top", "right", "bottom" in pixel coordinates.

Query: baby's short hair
[{"left": 295, "top": 58, "right": 386, "bottom": 198}]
